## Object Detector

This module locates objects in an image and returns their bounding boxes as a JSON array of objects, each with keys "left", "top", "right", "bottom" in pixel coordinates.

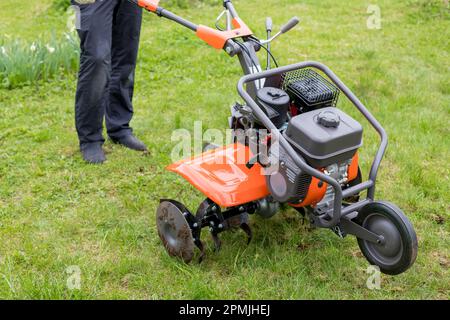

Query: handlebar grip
[
  {"left": 265, "top": 17, "right": 273, "bottom": 32},
  {"left": 280, "top": 16, "right": 300, "bottom": 34}
]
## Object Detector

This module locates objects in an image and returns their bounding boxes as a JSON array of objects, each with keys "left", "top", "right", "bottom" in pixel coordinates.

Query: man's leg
[
  {"left": 106, "top": 0, "right": 147, "bottom": 151},
  {"left": 73, "top": 0, "right": 117, "bottom": 162}
]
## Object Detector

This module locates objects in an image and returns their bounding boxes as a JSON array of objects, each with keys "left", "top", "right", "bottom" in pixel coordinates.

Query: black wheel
[
  {"left": 156, "top": 200, "right": 195, "bottom": 263},
  {"left": 356, "top": 201, "right": 418, "bottom": 275}
]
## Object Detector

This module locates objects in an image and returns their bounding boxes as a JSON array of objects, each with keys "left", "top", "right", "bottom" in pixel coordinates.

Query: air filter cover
[{"left": 284, "top": 107, "right": 363, "bottom": 167}]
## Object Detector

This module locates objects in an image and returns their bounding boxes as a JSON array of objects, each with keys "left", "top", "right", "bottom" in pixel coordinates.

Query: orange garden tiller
[{"left": 132, "top": 0, "right": 418, "bottom": 275}]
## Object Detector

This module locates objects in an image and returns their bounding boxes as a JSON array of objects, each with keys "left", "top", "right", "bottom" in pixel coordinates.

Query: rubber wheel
[
  {"left": 156, "top": 201, "right": 195, "bottom": 263},
  {"left": 356, "top": 201, "right": 418, "bottom": 275}
]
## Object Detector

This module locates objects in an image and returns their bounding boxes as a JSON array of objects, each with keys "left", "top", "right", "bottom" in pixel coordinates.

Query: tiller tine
[
  {"left": 194, "top": 237, "right": 206, "bottom": 263},
  {"left": 240, "top": 222, "right": 253, "bottom": 245},
  {"left": 211, "top": 231, "right": 222, "bottom": 252},
  {"left": 156, "top": 199, "right": 204, "bottom": 263},
  {"left": 157, "top": 199, "right": 257, "bottom": 262}
]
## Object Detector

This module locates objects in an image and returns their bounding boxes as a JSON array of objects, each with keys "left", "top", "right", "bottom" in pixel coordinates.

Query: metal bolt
[
  {"left": 239, "top": 206, "right": 245, "bottom": 212},
  {"left": 210, "top": 221, "right": 215, "bottom": 226},
  {"left": 183, "top": 212, "right": 189, "bottom": 217},
  {"left": 211, "top": 206, "right": 217, "bottom": 212},
  {"left": 192, "top": 223, "right": 198, "bottom": 228},
  {"left": 218, "top": 224, "right": 224, "bottom": 229}
]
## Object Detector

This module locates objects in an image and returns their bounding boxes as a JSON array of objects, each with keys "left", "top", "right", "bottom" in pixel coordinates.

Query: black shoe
[
  {"left": 110, "top": 134, "right": 147, "bottom": 151},
  {"left": 81, "top": 143, "right": 106, "bottom": 164}
]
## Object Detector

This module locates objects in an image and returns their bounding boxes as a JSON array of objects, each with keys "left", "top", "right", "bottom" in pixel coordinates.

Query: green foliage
[
  {"left": 0, "top": 33, "right": 79, "bottom": 89},
  {"left": 51, "top": 0, "right": 71, "bottom": 12}
]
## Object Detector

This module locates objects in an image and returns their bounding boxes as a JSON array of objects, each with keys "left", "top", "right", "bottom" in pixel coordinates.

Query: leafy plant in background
[
  {"left": 50, "top": 0, "right": 70, "bottom": 12},
  {"left": 1, "top": 0, "right": 217, "bottom": 90},
  {"left": 0, "top": 33, "right": 80, "bottom": 89}
]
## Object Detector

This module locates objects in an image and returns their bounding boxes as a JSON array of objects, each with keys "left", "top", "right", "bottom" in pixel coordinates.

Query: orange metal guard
[{"left": 167, "top": 143, "right": 269, "bottom": 208}]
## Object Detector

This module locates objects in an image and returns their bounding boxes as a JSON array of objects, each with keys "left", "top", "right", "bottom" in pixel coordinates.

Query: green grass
[{"left": 0, "top": 0, "right": 449, "bottom": 299}]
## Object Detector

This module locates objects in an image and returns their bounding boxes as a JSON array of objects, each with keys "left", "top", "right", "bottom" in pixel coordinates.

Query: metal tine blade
[
  {"left": 211, "top": 231, "right": 222, "bottom": 252},
  {"left": 240, "top": 223, "right": 253, "bottom": 245},
  {"left": 194, "top": 238, "right": 206, "bottom": 263}
]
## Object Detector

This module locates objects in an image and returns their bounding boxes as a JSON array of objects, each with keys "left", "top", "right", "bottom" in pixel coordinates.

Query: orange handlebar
[
  {"left": 135, "top": 0, "right": 253, "bottom": 50},
  {"left": 137, "top": 0, "right": 160, "bottom": 12},
  {"left": 196, "top": 18, "right": 253, "bottom": 50}
]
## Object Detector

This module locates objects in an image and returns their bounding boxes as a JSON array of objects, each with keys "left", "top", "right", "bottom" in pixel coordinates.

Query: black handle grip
[{"left": 280, "top": 16, "right": 300, "bottom": 34}]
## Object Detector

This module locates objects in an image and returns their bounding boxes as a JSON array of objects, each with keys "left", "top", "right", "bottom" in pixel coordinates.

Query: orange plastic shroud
[
  {"left": 169, "top": 145, "right": 360, "bottom": 209},
  {"left": 196, "top": 18, "right": 253, "bottom": 49},
  {"left": 138, "top": 0, "right": 160, "bottom": 12},
  {"left": 167, "top": 143, "right": 269, "bottom": 208},
  {"left": 290, "top": 152, "right": 360, "bottom": 208},
  {"left": 290, "top": 176, "right": 328, "bottom": 208},
  {"left": 347, "top": 152, "right": 359, "bottom": 181}
]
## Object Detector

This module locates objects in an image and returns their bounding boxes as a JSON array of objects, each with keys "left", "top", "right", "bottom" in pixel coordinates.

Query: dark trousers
[{"left": 73, "top": 0, "right": 142, "bottom": 147}]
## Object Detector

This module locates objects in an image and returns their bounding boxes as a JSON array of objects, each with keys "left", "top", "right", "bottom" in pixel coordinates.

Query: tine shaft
[
  {"left": 240, "top": 223, "right": 253, "bottom": 245},
  {"left": 211, "top": 232, "right": 222, "bottom": 252},
  {"left": 194, "top": 239, "right": 206, "bottom": 263}
]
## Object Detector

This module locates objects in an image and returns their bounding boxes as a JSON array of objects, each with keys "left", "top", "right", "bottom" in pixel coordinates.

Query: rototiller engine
[{"left": 132, "top": 0, "right": 418, "bottom": 275}]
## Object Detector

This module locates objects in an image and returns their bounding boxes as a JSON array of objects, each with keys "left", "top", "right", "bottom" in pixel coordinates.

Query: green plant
[
  {"left": 0, "top": 33, "right": 79, "bottom": 89},
  {"left": 50, "top": 0, "right": 71, "bottom": 12}
]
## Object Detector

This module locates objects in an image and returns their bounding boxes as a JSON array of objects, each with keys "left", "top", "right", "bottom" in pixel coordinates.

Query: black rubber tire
[{"left": 356, "top": 201, "right": 418, "bottom": 275}]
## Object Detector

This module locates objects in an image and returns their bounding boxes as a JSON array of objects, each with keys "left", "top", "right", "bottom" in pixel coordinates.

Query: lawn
[{"left": 0, "top": 0, "right": 448, "bottom": 299}]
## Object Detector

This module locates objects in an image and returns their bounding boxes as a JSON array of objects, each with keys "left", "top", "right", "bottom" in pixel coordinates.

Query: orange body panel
[
  {"left": 291, "top": 152, "right": 361, "bottom": 208},
  {"left": 138, "top": 0, "right": 160, "bottom": 12},
  {"left": 167, "top": 143, "right": 269, "bottom": 208},
  {"left": 347, "top": 152, "right": 359, "bottom": 181},
  {"left": 196, "top": 18, "right": 253, "bottom": 49},
  {"left": 290, "top": 176, "right": 328, "bottom": 208}
]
